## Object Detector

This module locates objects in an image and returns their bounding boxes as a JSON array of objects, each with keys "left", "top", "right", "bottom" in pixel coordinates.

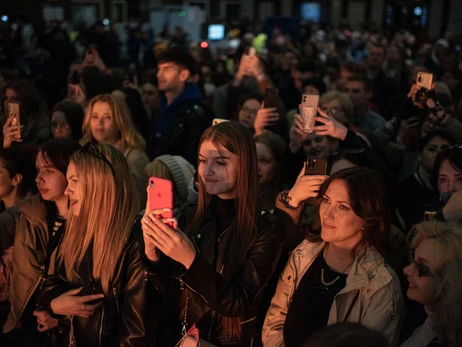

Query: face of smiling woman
[{"left": 198, "top": 140, "right": 238, "bottom": 199}]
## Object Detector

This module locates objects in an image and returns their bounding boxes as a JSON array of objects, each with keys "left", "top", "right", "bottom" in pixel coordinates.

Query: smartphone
[
  {"left": 264, "top": 88, "right": 279, "bottom": 109},
  {"left": 212, "top": 118, "right": 229, "bottom": 125},
  {"left": 148, "top": 177, "right": 173, "bottom": 222},
  {"left": 304, "top": 158, "right": 328, "bottom": 205},
  {"left": 248, "top": 47, "right": 256, "bottom": 56},
  {"left": 301, "top": 94, "right": 319, "bottom": 133},
  {"left": 416, "top": 72, "right": 433, "bottom": 90},
  {"left": 7, "top": 103, "right": 20, "bottom": 139},
  {"left": 78, "top": 283, "right": 104, "bottom": 305}
]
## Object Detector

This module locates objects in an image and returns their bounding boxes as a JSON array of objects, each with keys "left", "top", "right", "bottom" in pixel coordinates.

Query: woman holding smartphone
[
  {"left": 142, "top": 121, "right": 284, "bottom": 346},
  {"left": 263, "top": 167, "right": 405, "bottom": 347}
]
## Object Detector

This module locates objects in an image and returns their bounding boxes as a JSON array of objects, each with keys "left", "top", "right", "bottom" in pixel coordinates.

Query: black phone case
[
  {"left": 264, "top": 88, "right": 279, "bottom": 108},
  {"left": 304, "top": 158, "right": 328, "bottom": 205}
]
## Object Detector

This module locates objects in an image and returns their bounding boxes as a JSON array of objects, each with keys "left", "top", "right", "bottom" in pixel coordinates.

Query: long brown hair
[
  {"left": 309, "top": 167, "right": 391, "bottom": 260},
  {"left": 187, "top": 121, "right": 260, "bottom": 277},
  {"left": 57, "top": 144, "right": 138, "bottom": 294}
]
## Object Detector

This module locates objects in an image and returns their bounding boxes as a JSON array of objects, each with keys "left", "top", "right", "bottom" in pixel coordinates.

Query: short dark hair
[
  {"left": 39, "top": 139, "right": 82, "bottom": 176},
  {"left": 418, "top": 130, "right": 455, "bottom": 153},
  {"left": 431, "top": 145, "right": 462, "bottom": 192},
  {"left": 347, "top": 74, "right": 372, "bottom": 92},
  {"left": 0, "top": 148, "right": 36, "bottom": 195},
  {"left": 157, "top": 47, "right": 196, "bottom": 75},
  {"left": 341, "top": 61, "right": 367, "bottom": 75}
]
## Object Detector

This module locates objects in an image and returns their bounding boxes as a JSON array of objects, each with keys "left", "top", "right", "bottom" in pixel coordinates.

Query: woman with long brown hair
[
  {"left": 263, "top": 167, "right": 405, "bottom": 347},
  {"left": 142, "top": 121, "right": 284, "bottom": 346}
]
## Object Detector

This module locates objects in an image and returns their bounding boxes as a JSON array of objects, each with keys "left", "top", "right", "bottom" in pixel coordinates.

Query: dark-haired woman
[
  {"left": 396, "top": 131, "right": 454, "bottom": 229},
  {"left": 263, "top": 168, "right": 405, "bottom": 347},
  {"left": 142, "top": 121, "right": 284, "bottom": 346},
  {"left": 2, "top": 79, "right": 51, "bottom": 149},
  {"left": 2, "top": 139, "right": 81, "bottom": 345},
  {"left": 50, "top": 101, "right": 84, "bottom": 141}
]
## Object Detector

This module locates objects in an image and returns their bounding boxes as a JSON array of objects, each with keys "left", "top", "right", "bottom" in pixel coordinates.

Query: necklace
[{"left": 315, "top": 246, "right": 354, "bottom": 295}]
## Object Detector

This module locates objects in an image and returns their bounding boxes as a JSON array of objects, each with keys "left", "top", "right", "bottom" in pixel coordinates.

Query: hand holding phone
[
  {"left": 3, "top": 103, "right": 22, "bottom": 148},
  {"left": 264, "top": 88, "right": 279, "bottom": 109},
  {"left": 286, "top": 162, "right": 328, "bottom": 207},
  {"left": 143, "top": 177, "right": 197, "bottom": 269},
  {"left": 301, "top": 94, "right": 319, "bottom": 133},
  {"left": 254, "top": 105, "right": 279, "bottom": 135}
]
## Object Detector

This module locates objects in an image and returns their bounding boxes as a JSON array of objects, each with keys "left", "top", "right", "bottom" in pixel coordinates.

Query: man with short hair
[
  {"left": 366, "top": 44, "right": 397, "bottom": 119},
  {"left": 147, "top": 47, "right": 214, "bottom": 166},
  {"left": 345, "top": 75, "right": 386, "bottom": 133}
]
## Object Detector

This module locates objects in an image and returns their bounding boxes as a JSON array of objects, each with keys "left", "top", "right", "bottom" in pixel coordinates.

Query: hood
[{"left": 160, "top": 82, "right": 202, "bottom": 113}]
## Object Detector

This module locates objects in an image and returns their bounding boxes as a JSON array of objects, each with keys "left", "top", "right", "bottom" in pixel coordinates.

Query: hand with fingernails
[
  {"left": 50, "top": 287, "right": 104, "bottom": 318},
  {"left": 254, "top": 103, "right": 279, "bottom": 136},
  {"left": 3, "top": 116, "right": 23, "bottom": 148},
  {"left": 288, "top": 163, "right": 328, "bottom": 208},
  {"left": 312, "top": 107, "right": 348, "bottom": 141},
  {"left": 142, "top": 187, "right": 197, "bottom": 269}
]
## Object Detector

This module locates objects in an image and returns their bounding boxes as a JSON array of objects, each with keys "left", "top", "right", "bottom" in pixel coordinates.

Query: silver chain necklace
[{"left": 315, "top": 246, "right": 354, "bottom": 295}]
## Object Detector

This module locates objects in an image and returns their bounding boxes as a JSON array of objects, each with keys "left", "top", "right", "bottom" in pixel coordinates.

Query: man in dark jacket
[{"left": 147, "top": 47, "right": 214, "bottom": 167}]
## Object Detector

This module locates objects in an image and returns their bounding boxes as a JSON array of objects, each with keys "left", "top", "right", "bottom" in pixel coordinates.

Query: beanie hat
[{"left": 145, "top": 155, "right": 195, "bottom": 203}]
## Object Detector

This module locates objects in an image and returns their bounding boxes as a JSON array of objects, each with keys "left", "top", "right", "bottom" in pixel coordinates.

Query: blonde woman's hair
[
  {"left": 57, "top": 143, "right": 139, "bottom": 294},
  {"left": 319, "top": 91, "right": 353, "bottom": 125},
  {"left": 409, "top": 220, "right": 462, "bottom": 346},
  {"left": 81, "top": 94, "right": 146, "bottom": 151}
]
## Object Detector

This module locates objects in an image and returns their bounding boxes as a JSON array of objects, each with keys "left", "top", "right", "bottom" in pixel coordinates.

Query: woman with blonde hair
[
  {"left": 39, "top": 143, "right": 155, "bottom": 346},
  {"left": 401, "top": 220, "right": 462, "bottom": 347},
  {"left": 81, "top": 94, "right": 149, "bottom": 207},
  {"left": 319, "top": 91, "right": 354, "bottom": 127}
]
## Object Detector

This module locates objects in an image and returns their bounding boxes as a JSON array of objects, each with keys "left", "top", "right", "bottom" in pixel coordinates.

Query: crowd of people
[{"left": 0, "top": 16, "right": 461, "bottom": 347}]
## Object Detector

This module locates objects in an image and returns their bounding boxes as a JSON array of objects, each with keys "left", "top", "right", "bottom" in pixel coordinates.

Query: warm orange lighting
[{"left": 200, "top": 41, "right": 209, "bottom": 49}]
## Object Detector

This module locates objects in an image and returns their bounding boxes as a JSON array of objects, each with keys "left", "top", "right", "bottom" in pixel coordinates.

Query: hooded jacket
[
  {"left": 148, "top": 83, "right": 214, "bottom": 166},
  {"left": 262, "top": 240, "right": 405, "bottom": 347}
]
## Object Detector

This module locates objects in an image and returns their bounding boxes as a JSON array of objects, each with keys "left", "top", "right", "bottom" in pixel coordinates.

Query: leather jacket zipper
[
  {"left": 99, "top": 303, "right": 105, "bottom": 346},
  {"left": 113, "top": 287, "right": 120, "bottom": 314}
]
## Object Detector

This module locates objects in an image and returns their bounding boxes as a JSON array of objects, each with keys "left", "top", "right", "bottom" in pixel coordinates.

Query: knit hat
[{"left": 145, "top": 155, "right": 195, "bottom": 204}]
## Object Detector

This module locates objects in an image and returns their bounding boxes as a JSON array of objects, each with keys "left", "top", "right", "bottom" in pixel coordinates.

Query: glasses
[
  {"left": 408, "top": 249, "right": 435, "bottom": 278},
  {"left": 80, "top": 142, "right": 115, "bottom": 176},
  {"left": 322, "top": 106, "right": 344, "bottom": 115},
  {"left": 51, "top": 121, "right": 70, "bottom": 129}
]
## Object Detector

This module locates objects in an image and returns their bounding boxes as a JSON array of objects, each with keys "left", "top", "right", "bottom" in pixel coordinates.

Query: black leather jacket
[
  {"left": 45, "top": 234, "right": 159, "bottom": 347},
  {"left": 146, "top": 202, "right": 284, "bottom": 346}
]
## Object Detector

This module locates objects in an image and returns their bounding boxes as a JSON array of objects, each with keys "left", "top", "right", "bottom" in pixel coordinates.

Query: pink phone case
[{"left": 148, "top": 177, "right": 173, "bottom": 221}]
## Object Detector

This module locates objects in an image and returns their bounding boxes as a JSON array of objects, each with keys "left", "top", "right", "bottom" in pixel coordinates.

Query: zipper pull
[{"left": 178, "top": 276, "right": 185, "bottom": 290}]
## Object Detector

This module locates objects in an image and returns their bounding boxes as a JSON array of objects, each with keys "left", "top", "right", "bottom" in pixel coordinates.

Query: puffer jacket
[
  {"left": 4, "top": 194, "right": 53, "bottom": 333},
  {"left": 262, "top": 240, "right": 405, "bottom": 347},
  {"left": 146, "top": 200, "right": 285, "bottom": 346}
]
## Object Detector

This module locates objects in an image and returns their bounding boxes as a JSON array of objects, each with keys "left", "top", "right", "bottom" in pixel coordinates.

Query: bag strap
[{"left": 343, "top": 290, "right": 360, "bottom": 322}]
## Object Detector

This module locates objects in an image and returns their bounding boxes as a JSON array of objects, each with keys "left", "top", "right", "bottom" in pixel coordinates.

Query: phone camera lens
[{"left": 149, "top": 181, "right": 155, "bottom": 189}]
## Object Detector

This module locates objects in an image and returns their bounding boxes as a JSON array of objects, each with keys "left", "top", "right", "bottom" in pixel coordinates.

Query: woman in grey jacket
[{"left": 263, "top": 167, "right": 405, "bottom": 347}]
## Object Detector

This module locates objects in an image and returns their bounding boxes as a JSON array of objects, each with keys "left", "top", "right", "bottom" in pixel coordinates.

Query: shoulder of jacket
[{"left": 17, "top": 195, "right": 48, "bottom": 222}]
